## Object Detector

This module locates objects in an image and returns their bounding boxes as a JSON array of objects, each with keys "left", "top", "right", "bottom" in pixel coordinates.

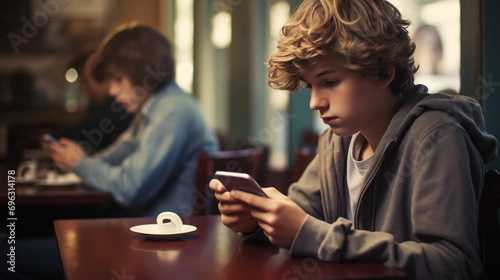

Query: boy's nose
[
  {"left": 108, "top": 83, "right": 119, "bottom": 96},
  {"left": 309, "top": 89, "right": 327, "bottom": 111}
]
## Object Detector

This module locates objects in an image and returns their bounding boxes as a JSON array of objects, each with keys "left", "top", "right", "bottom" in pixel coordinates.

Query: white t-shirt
[{"left": 345, "top": 132, "right": 374, "bottom": 223}]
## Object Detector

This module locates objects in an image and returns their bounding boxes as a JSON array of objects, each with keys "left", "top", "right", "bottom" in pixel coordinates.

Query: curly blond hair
[{"left": 267, "top": 0, "right": 417, "bottom": 95}]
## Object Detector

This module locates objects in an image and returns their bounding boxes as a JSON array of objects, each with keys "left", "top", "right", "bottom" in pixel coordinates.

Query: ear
[{"left": 377, "top": 65, "right": 395, "bottom": 89}]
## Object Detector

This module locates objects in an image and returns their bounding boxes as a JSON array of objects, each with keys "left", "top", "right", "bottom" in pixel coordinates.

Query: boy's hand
[
  {"left": 230, "top": 187, "right": 307, "bottom": 248},
  {"left": 44, "top": 138, "right": 84, "bottom": 172},
  {"left": 209, "top": 179, "right": 259, "bottom": 233}
]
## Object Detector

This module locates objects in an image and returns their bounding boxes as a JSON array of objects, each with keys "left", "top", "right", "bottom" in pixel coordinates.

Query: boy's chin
[{"left": 329, "top": 127, "right": 356, "bottom": 138}]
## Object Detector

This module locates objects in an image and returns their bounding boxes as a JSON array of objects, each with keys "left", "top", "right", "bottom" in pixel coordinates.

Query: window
[{"left": 390, "top": 0, "right": 461, "bottom": 94}]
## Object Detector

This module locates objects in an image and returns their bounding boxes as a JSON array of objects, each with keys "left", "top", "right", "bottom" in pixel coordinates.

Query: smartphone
[
  {"left": 43, "top": 134, "right": 59, "bottom": 144},
  {"left": 214, "top": 171, "right": 268, "bottom": 197}
]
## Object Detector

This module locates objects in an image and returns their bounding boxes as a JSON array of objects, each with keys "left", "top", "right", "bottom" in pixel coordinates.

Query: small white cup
[
  {"left": 156, "top": 212, "right": 183, "bottom": 233},
  {"left": 45, "top": 170, "right": 58, "bottom": 183},
  {"left": 17, "top": 160, "right": 38, "bottom": 181}
]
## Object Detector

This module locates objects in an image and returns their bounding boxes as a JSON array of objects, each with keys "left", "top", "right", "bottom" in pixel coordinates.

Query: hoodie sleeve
[{"left": 289, "top": 118, "right": 486, "bottom": 280}]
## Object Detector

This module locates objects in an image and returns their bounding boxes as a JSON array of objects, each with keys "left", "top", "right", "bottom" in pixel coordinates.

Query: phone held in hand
[
  {"left": 43, "top": 134, "right": 59, "bottom": 144},
  {"left": 214, "top": 171, "right": 268, "bottom": 197}
]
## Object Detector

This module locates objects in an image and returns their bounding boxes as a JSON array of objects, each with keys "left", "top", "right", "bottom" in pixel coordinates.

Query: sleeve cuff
[
  {"left": 290, "top": 216, "right": 353, "bottom": 261},
  {"left": 289, "top": 215, "right": 331, "bottom": 257},
  {"left": 73, "top": 156, "right": 85, "bottom": 170}
]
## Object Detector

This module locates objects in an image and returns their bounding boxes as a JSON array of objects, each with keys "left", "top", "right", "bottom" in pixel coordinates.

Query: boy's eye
[
  {"left": 304, "top": 84, "right": 312, "bottom": 89},
  {"left": 325, "top": 80, "right": 339, "bottom": 86}
]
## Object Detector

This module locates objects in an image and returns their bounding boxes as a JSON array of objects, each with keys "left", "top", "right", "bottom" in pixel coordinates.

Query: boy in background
[{"left": 46, "top": 24, "right": 218, "bottom": 217}]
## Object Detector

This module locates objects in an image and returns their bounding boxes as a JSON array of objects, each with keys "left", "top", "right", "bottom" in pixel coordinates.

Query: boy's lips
[{"left": 321, "top": 117, "right": 338, "bottom": 124}]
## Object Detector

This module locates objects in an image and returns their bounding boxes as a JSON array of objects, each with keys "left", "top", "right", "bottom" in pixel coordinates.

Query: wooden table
[
  {"left": 1, "top": 183, "right": 112, "bottom": 206},
  {"left": 1, "top": 183, "right": 113, "bottom": 238},
  {"left": 54, "top": 215, "right": 407, "bottom": 280}
]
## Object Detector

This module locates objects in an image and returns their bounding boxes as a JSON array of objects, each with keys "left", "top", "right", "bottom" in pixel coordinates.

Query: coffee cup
[
  {"left": 17, "top": 160, "right": 38, "bottom": 181},
  {"left": 45, "top": 170, "right": 58, "bottom": 183},
  {"left": 156, "top": 212, "right": 183, "bottom": 233}
]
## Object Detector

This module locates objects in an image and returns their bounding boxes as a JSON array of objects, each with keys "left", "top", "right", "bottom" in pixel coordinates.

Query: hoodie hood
[{"left": 384, "top": 85, "right": 497, "bottom": 164}]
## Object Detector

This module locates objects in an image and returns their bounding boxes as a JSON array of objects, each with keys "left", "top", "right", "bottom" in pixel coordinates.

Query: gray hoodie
[{"left": 287, "top": 85, "right": 497, "bottom": 279}]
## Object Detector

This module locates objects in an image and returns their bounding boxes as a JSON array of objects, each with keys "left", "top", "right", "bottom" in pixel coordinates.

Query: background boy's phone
[
  {"left": 214, "top": 171, "right": 268, "bottom": 197},
  {"left": 43, "top": 134, "right": 59, "bottom": 144}
]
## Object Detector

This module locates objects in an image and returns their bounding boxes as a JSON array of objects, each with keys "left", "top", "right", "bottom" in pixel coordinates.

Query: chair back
[
  {"left": 300, "top": 129, "right": 319, "bottom": 152},
  {"left": 193, "top": 148, "right": 265, "bottom": 215},
  {"left": 292, "top": 148, "right": 316, "bottom": 185},
  {"left": 479, "top": 169, "right": 500, "bottom": 280},
  {"left": 234, "top": 141, "right": 269, "bottom": 186}
]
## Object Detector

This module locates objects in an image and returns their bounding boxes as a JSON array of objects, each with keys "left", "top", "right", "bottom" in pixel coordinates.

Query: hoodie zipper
[{"left": 353, "top": 138, "right": 396, "bottom": 230}]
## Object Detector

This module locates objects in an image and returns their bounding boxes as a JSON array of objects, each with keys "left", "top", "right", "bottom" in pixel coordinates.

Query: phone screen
[{"left": 214, "top": 171, "right": 268, "bottom": 197}]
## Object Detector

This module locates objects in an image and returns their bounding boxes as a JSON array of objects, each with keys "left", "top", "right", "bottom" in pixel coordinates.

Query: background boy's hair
[
  {"left": 88, "top": 23, "right": 175, "bottom": 93},
  {"left": 268, "top": 0, "right": 417, "bottom": 95}
]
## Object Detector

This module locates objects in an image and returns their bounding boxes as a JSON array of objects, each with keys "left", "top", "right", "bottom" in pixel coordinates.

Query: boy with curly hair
[{"left": 211, "top": 0, "right": 497, "bottom": 279}]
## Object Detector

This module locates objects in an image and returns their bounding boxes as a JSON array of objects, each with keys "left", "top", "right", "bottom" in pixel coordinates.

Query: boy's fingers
[
  {"left": 209, "top": 179, "right": 227, "bottom": 193},
  {"left": 58, "top": 138, "right": 79, "bottom": 149},
  {"left": 58, "top": 137, "right": 71, "bottom": 143},
  {"left": 215, "top": 190, "right": 240, "bottom": 203},
  {"left": 219, "top": 202, "right": 251, "bottom": 213},
  {"left": 261, "top": 187, "right": 282, "bottom": 198},
  {"left": 230, "top": 190, "right": 270, "bottom": 211}
]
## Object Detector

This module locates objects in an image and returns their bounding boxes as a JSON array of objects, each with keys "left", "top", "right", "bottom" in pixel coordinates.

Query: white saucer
[
  {"left": 36, "top": 179, "right": 81, "bottom": 186},
  {"left": 130, "top": 224, "right": 197, "bottom": 240},
  {"left": 16, "top": 178, "right": 36, "bottom": 184},
  {"left": 36, "top": 172, "right": 81, "bottom": 186}
]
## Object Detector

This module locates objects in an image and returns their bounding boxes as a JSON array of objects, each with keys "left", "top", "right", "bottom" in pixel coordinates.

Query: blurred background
[{"left": 0, "top": 0, "right": 499, "bottom": 188}]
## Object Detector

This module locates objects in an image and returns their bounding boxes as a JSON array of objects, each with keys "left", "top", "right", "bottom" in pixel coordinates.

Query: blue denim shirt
[{"left": 73, "top": 82, "right": 218, "bottom": 217}]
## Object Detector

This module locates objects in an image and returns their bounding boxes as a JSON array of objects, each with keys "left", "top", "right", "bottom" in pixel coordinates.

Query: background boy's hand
[
  {"left": 44, "top": 138, "right": 85, "bottom": 172},
  {"left": 209, "top": 179, "right": 259, "bottom": 233},
  {"left": 230, "top": 187, "right": 307, "bottom": 248}
]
